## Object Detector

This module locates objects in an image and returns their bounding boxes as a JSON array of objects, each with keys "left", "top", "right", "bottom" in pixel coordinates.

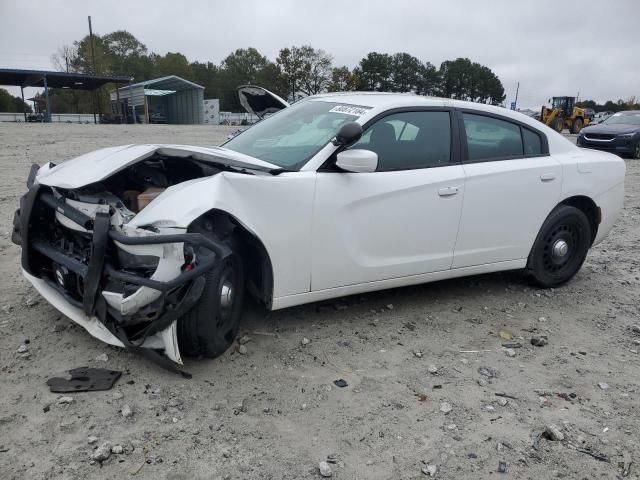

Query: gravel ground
[{"left": 0, "top": 123, "right": 638, "bottom": 480}]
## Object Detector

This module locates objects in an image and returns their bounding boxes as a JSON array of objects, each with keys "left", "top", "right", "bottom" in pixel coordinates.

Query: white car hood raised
[{"left": 37, "top": 144, "right": 280, "bottom": 189}]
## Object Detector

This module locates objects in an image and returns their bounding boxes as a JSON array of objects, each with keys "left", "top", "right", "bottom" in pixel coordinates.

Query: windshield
[
  {"left": 222, "top": 101, "right": 365, "bottom": 170},
  {"left": 604, "top": 112, "right": 640, "bottom": 126}
]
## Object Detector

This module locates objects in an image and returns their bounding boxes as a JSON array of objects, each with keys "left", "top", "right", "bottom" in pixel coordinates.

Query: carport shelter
[
  {"left": 109, "top": 76, "right": 204, "bottom": 125},
  {"left": 0, "top": 68, "right": 131, "bottom": 123}
]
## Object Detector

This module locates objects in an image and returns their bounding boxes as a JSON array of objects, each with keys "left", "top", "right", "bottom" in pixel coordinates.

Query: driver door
[{"left": 311, "top": 109, "right": 465, "bottom": 291}]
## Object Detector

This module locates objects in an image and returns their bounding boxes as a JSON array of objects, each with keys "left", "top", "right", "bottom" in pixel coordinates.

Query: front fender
[{"left": 128, "top": 171, "right": 317, "bottom": 298}]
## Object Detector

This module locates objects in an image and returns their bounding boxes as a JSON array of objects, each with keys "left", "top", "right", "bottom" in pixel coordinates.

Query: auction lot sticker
[{"left": 329, "top": 105, "right": 372, "bottom": 116}]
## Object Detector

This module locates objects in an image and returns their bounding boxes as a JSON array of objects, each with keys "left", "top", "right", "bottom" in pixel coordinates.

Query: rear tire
[
  {"left": 527, "top": 206, "right": 591, "bottom": 288},
  {"left": 633, "top": 140, "right": 640, "bottom": 160},
  {"left": 571, "top": 118, "right": 583, "bottom": 134},
  {"left": 178, "top": 249, "right": 244, "bottom": 358}
]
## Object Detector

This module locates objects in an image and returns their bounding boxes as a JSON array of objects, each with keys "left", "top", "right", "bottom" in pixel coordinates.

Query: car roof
[
  {"left": 307, "top": 91, "right": 533, "bottom": 119},
  {"left": 305, "top": 91, "right": 577, "bottom": 155},
  {"left": 309, "top": 91, "right": 550, "bottom": 127}
]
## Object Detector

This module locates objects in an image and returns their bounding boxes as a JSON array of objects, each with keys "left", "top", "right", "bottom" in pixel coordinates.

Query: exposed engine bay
[{"left": 82, "top": 154, "right": 224, "bottom": 213}]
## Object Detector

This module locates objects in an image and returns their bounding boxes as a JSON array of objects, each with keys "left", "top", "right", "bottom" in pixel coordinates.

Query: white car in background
[{"left": 12, "top": 89, "right": 625, "bottom": 371}]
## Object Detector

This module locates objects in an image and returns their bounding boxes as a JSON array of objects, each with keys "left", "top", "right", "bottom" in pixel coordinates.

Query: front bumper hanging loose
[{"left": 15, "top": 183, "right": 231, "bottom": 375}]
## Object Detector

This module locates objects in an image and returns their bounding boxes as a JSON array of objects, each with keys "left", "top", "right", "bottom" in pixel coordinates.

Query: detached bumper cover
[{"left": 14, "top": 182, "right": 230, "bottom": 372}]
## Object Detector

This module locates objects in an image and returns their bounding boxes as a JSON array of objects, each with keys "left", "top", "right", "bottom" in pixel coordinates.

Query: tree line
[
  {"left": 35, "top": 30, "right": 506, "bottom": 114},
  {"left": 0, "top": 89, "right": 32, "bottom": 113},
  {"left": 577, "top": 97, "right": 640, "bottom": 113}
]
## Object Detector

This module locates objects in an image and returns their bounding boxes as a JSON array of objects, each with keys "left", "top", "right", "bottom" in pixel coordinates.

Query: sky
[{"left": 1, "top": 0, "right": 639, "bottom": 109}]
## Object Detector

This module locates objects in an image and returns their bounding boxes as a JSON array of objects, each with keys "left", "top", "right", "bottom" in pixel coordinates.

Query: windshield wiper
[{"left": 268, "top": 167, "right": 294, "bottom": 176}]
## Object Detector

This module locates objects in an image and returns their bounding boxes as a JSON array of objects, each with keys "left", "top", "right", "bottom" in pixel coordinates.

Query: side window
[
  {"left": 523, "top": 128, "right": 543, "bottom": 156},
  {"left": 351, "top": 111, "right": 451, "bottom": 171},
  {"left": 463, "top": 113, "right": 523, "bottom": 161}
]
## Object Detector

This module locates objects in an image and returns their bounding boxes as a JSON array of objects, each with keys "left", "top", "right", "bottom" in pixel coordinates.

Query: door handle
[
  {"left": 438, "top": 186, "right": 459, "bottom": 197},
  {"left": 540, "top": 173, "right": 556, "bottom": 182}
]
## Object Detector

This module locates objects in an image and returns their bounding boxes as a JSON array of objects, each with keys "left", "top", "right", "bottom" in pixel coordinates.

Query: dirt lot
[{"left": 1, "top": 123, "right": 638, "bottom": 480}]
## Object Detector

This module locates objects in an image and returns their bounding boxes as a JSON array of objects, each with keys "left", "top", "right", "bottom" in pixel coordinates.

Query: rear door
[{"left": 452, "top": 110, "right": 562, "bottom": 268}]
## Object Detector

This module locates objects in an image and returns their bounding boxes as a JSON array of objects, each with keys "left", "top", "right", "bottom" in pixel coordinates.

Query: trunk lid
[{"left": 237, "top": 85, "right": 289, "bottom": 119}]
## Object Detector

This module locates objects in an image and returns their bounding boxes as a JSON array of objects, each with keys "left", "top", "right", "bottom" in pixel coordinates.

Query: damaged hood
[
  {"left": 37, "top": 144, "right": 280, "bottom": 189},
  {"left": 238, "top": 85, "right": 289, "bottom": 119}
]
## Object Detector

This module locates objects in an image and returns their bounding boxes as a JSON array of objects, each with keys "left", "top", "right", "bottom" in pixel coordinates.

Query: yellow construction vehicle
[{"left": 540, "top": 96, "right": 590, "bottom": 134}]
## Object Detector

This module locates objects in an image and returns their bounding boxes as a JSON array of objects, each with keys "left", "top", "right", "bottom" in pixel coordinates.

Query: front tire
[
  {"left": 178, "top": 251, "right": 244, "bottom": 358},
  {"left": 633, "top": 140, "right": 640, "bottom": 160},
  {"left": 551, "top": 117, "right": 564, "bottom": 133},
  {"left": 527, "top": 206, "right": 591, "bottom": 288}
]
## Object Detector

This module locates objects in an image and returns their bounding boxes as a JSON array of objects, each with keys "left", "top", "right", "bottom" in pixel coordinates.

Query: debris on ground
[
  {"left": 598, "top": 382, "right": 610, "bottom": 390},
  {"left": 440, "top": 402, "right": 452, "bottom": 414},
  {"left": 478, "top": 367, "right": 499, "bottom": 378},
  {"left": 531, "top": 336, "right": 548, "bottom": 347},
  {"left": 498, "top": 461, "right": 507, "bottom": 473},
  {"left": 333, "top": 379, "right": 348, "bottom": 388},
  {"left": 121, "top": 404, "right": 133, "bottom": 418},
  {"left": 46, "top": 368, "right": 122, "bottom": 393},
  {"left": 57, "top": 396, "right": 74, "bottom": 405},
  {"left": 301, "top": 337, "right": 310, "bottom": 346},
  {"left": 543, "top": 424, "right": 564, "bottom": 441},
  {"left": 90, "top": 442, "right": 112, "bottom": 462},
  {"left": 111, "top": 444, "right": 124, "bottom": 454},
  {"left": 422, "top": 464, "right": 437, "bottom": 476},
  {"left": 427, "top": 365, "right": 438, "bottom": 374},
  {"left": 319, "top": 460, "right": 332, "bottom": 477},
  {"left": 495, "top": 392, "right": 518, "bottom": 400},
  {"left": 94, "top": 353, "right": 109, "bottom": 362},
  {"left": 498, "top": 330, "right": 513, "bottom": 340}
]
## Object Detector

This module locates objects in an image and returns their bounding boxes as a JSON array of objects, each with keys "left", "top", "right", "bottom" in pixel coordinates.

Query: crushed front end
[{"left": 12, "top": 157, "right": 230, "bottom": 373}]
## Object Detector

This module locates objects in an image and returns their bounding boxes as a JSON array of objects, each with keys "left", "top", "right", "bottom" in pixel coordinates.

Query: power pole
[
  {"left": 88, "top": 16, "right": 97, "bottom": 74},
  {"left": 88, "top": 16, "right": 100, "bottom": 124},
  {"left": 514, "top": 81, "right": 520, "bottom": 106}
]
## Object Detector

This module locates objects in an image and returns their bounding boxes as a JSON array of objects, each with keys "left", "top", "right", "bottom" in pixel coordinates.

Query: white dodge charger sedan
[{"left": 12, "top": 89, "right": 625, "bottom": 370}]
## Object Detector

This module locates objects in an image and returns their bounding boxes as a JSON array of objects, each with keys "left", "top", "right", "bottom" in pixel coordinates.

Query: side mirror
[
  {"left": 335, "top": 149, "right": 378, "bottom": 173},
  {"left": 331, "top": 122, "right": 363, "bottom": 148}
]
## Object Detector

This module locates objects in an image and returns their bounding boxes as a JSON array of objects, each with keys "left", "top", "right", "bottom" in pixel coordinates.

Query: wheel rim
[
  {"left": 216, "top": 264, "right": 237, "bottom": 328},
  {"left": 541, "top": 223, "right": 580, "bottom": 275},
  {"left": 635, "top": 142, "right": 640, "bottom": 159}
]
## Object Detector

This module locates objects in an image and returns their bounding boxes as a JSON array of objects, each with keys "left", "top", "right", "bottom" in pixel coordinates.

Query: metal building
[
  {"left": 0, "top": 68, "right": 131, "bottom": 123},
  {"left": 110, "top": 76, "right": 204, "bottom": 124}
]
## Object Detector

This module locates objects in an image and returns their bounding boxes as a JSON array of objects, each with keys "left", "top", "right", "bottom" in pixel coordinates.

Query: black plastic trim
[
  {"left": 31, "top": 239, "right": 88, "bottom": 276},
  {"left": 40, "top": 192, "right": 94, "bottom": 230},
  {"left": 104, "top": 254, "right": 218, "bottom": 291}
]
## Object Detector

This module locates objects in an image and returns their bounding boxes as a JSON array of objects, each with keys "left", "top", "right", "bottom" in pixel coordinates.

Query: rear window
[
  {"left": 523, "top": 128, "right": 543, "bottom": 156},
  {"left": 463, "top": 113, "right": 523, "bottom": 161}
]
